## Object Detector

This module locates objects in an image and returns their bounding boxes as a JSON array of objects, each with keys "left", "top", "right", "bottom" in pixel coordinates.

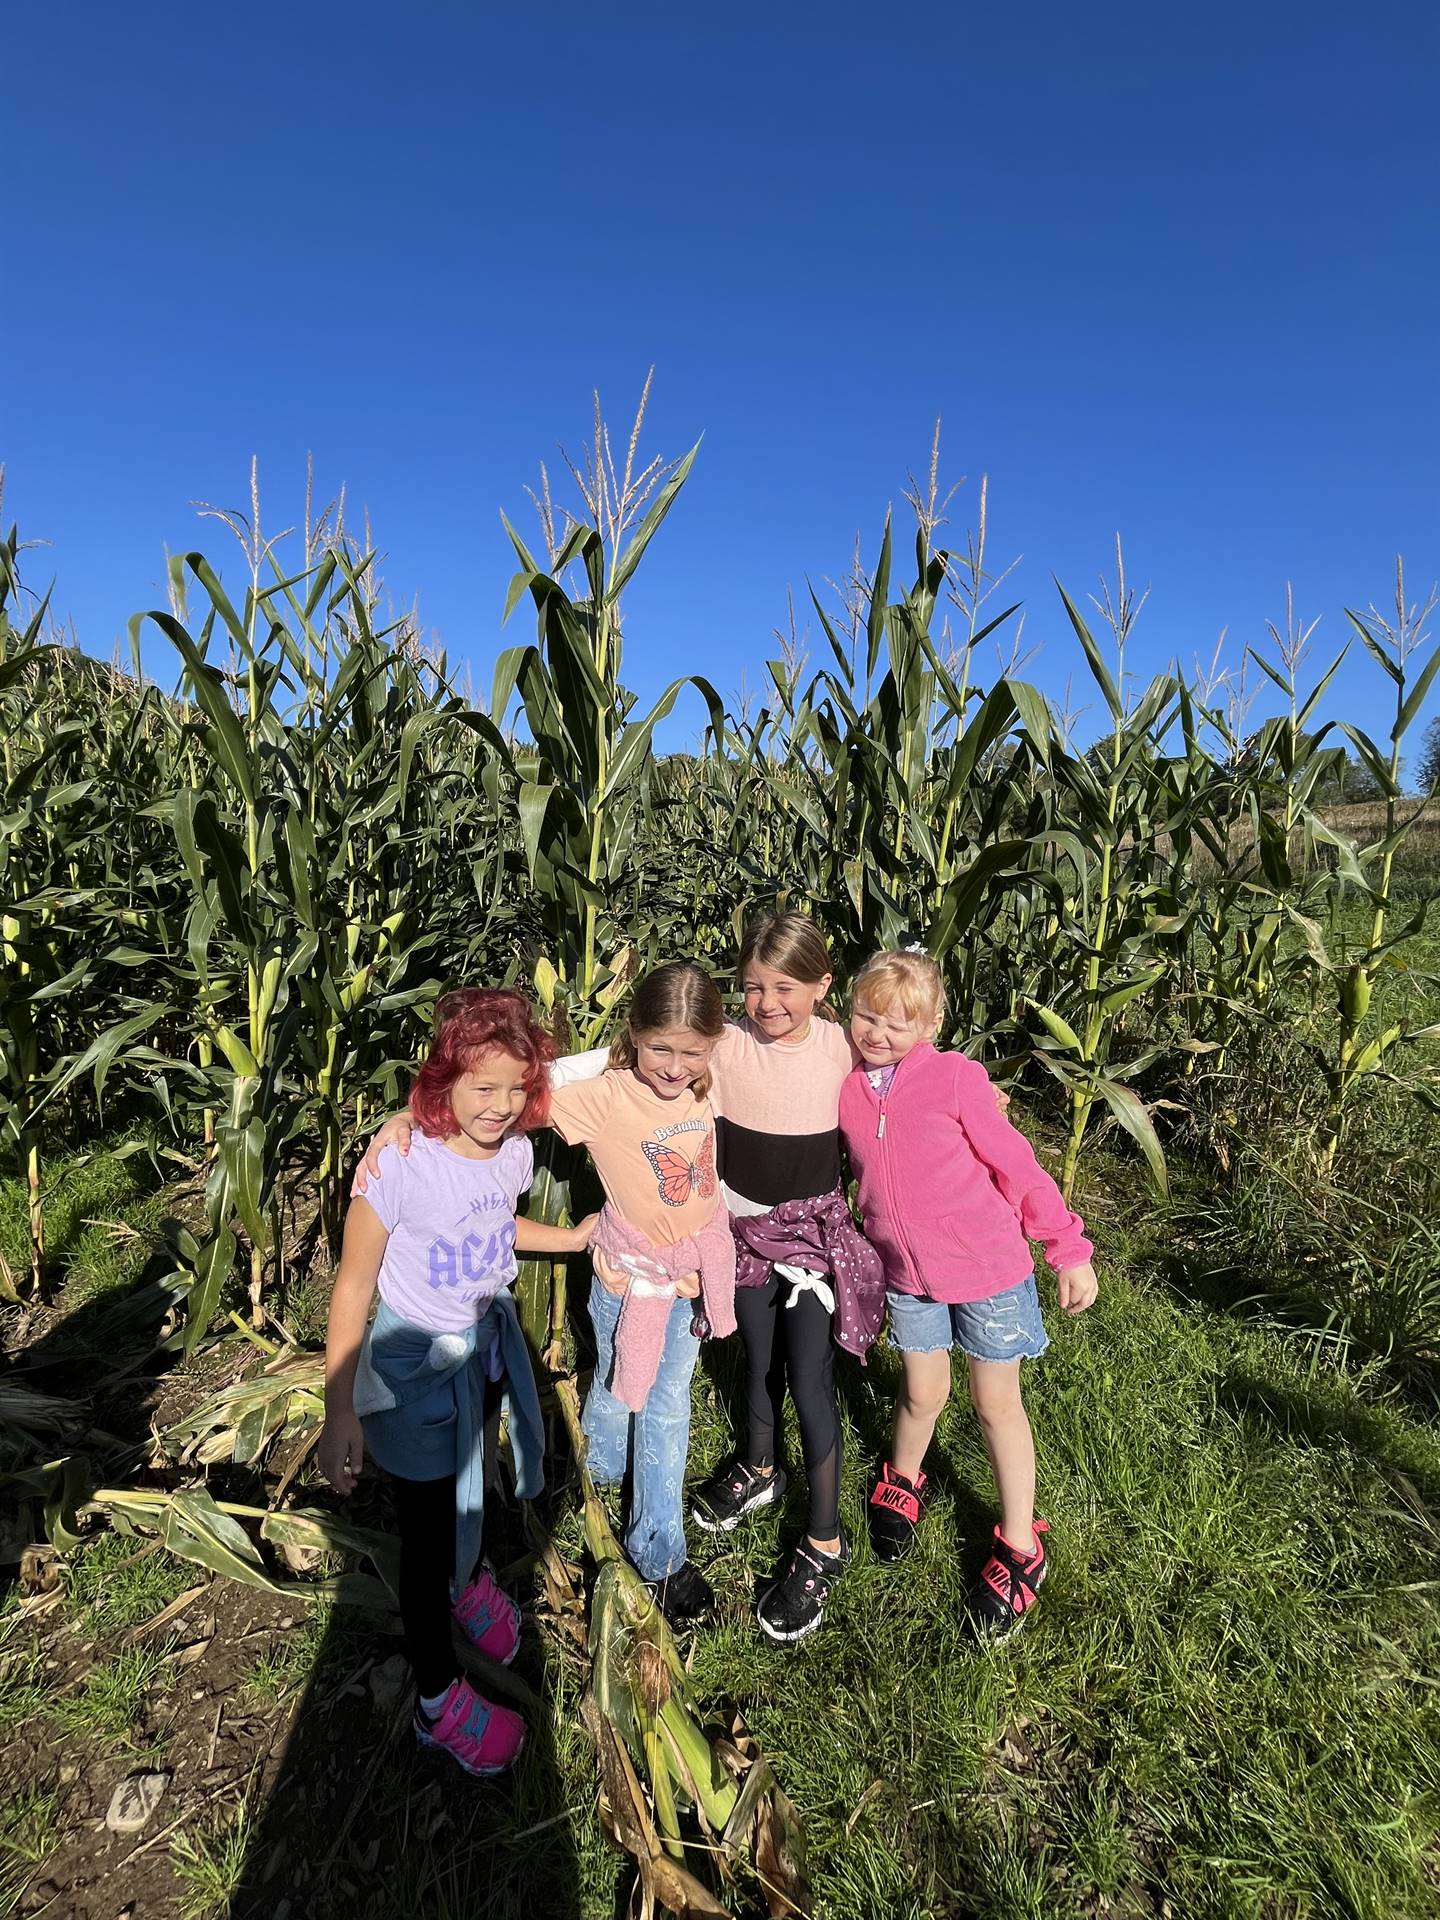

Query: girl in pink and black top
[
  {"left": 839, "top": 949, "right": 1099, "bottom": 1638},
  {"left": 689, "top": 913, "right": 884, "bottom": 1644}
]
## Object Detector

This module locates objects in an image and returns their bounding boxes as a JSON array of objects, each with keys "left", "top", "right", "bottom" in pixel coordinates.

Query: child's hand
[
  {"left": 354, "top": 1112, "right": 412, "bottom": 1193},
  {"left": 993, "top": 1084, "right": 1012, "bottom": 1115},
  {"left": 568, "top": 1211, "right": 600, "bottom": 1253},
  {"left": 675, "top": 1271, "right": 702, "bottom": 1299},
  {"left": 593, "top": 1247, "right": 631, "bottom": 1297},
  {"left": 1057, "top": 1262, "right": 1098, "bottom": 1314},
  {"left": 318, "top": 1412, "right": 365, "bottom": 1495}
]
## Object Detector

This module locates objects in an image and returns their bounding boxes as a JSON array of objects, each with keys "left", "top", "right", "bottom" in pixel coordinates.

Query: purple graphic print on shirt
[{"left": 357, "top": 1130, "right": 533, "bottom": 1333}]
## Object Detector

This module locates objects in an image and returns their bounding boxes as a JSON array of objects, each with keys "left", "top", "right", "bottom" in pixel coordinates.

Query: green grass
[
  {"left": 64, "top": 1532, "right": 196, "bottom": 1635},
  {"left": 170, "top": 1804, "right": 252, "bottom": 1919},
  {"left": 241, "top": 1601, "right": 339, "bottom": 1703},
  {"left": 0, "top": 1598, "right": 47, "bottom": 1737},
  {"left": 0, "top": 1143, "right": 172, "bottom": 1304},
  {"left": 622, "top": 1227, "right": 1440, "bottom": 1920},
  {"left": 48, "top": 1643, "right": 173, "bottom": 1743},
  {"left": 0, "top": 1782, "right": 61, "bottom": 1914}
]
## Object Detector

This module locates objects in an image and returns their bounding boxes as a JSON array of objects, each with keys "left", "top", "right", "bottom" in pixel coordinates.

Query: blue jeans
[
  {"left": 886, "top": 1273, "right": 1049, "bottom": 1362},
  {"left": 582, "top": 1278, "right": 699, "bottom": 1581}
]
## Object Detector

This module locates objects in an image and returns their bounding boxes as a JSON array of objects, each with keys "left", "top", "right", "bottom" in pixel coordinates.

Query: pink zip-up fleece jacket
[{"left": 838, "top": 1044, "right": 1093, "bottom": 1304}]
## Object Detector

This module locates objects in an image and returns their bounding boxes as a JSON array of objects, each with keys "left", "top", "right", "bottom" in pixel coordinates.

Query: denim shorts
[{"left": 886, "top": 1273, "right": 1049, "bottom": 1362}]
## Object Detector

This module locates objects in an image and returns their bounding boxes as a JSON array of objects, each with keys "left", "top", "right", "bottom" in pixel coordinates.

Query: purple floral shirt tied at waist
[
  {"left": 730, "top": 1187, "right": 885, "bottom": 1361},
  {"left": 588, "top": 1206, "right": 737, "bottom": 1413}
]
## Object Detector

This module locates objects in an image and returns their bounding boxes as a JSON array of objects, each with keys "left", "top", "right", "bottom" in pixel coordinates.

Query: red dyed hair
[{"left": 409, "top": 988, "right": 556, "bottom": 1140}]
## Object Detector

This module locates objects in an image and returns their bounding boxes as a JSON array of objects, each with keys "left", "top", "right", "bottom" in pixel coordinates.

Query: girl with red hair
[{"left": 320, "top": 988, "right": 595, "bottom": 1780}]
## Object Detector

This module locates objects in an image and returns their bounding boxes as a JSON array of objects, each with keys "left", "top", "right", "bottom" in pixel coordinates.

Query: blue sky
[{"left": 10, "top": 2, "right": 1440, "bottom": 763}]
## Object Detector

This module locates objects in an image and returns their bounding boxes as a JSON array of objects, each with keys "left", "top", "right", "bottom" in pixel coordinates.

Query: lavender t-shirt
[{"left": 358, "top": 1131, "right": 534, "bottom": 1333}]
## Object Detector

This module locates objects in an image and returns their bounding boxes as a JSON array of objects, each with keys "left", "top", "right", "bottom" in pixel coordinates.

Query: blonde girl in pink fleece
[{"left": 838, "top": 949, "right": 1098, "bottom": 1639}]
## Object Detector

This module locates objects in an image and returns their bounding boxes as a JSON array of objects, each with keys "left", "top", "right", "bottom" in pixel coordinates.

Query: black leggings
[
  {"left": 392, "top": 1471, "right": 469, "bottom": 1698},
  {"left": 389, "top": 1382, "right": 503, "bottom": 1699},
  {"left": 733, "top": 1272, "right": 842, "bottom": 1542}
]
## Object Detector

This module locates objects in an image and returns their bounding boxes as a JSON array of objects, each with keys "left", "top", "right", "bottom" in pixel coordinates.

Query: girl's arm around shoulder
[
  {"left": 515, "top": 1210, "right": 600, "bottom": 1255},
  {"left": 820, "top": 1019, "right": 862, "bottom": 1070},
  {"left": 546, "top": 1068, "right": 619, "bottom": 1147},
  {"left": 318, "top": 1196, "right": 389, "bottom": 1496},
  {"left": 548, "top": 1048, "right": 609, "bottom": 1089},
  {"left": 948, "top": 1054, "right": 1094, "bottom": 1273}
]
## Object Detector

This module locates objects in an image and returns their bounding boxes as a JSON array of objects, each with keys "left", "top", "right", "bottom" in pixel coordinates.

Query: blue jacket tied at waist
[{"left": 353, "top": 1292, "right": 544, "bottom": 1598}]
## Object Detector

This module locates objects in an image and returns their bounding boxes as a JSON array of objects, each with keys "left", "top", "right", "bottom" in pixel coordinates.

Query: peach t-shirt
[{"left": 547, "top": 1069, "right": 719, "bottom": 1247}]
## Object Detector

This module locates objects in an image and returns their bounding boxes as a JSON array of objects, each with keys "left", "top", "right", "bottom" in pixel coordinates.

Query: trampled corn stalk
[{"left": 544, "top": 1374, "right": 810, "bottom": 1917}]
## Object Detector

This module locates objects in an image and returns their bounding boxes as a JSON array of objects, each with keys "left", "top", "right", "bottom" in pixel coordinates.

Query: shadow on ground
[{"left": 2, "top": 1236, "right": 590, "bottom": 1920}]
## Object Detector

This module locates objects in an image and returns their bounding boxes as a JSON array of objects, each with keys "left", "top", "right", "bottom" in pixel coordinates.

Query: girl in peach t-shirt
[{"left": 547, "top": 962, "right": 734, "bottom": 1626}]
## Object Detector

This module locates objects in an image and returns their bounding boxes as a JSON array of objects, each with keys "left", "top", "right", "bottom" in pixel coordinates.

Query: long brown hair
[
  {"left": 608, "top": 961, "right": 726, "bottom": 1097},
  {"left": 736, "top": 911, "right": 838, "bottom": 1019}
]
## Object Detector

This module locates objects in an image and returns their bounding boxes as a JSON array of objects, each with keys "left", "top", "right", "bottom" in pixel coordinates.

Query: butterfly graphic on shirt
[{"left": 642, "top": 1131, "right": 716, "bottom": 1208}]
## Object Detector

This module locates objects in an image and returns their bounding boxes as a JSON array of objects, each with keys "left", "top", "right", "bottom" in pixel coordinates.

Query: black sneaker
[
  {"left": 645, "top": 1560, "right": 714, "bottom": 1628},
  {"left": 755, "top": 1529, "right": 851, "bottom": 1644},
  {"left": 691, "top": 1456, "right": 788, "bottom": 1534},
  {"left": 867, "top": 1461, "right": 927, "bottom": 1563},
  {"left": 967, "top": 1519, "right": 1049, "bottom": 1640}
]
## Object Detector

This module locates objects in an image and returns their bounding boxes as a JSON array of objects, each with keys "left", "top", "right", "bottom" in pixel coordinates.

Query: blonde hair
[
  {"left": 608, "top": 961, "right": 726, "bottom": 1098},
  {"left": 851, "top": 949, "right": 946, "bottom": 1035},
  {"left": 737, "top": 911, "right": 837, "bottom": 1020}
]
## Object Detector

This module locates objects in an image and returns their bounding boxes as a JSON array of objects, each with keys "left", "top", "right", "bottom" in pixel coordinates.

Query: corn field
[{"left": 3, "top": 413, "right": 1439, "bottom": 1914}]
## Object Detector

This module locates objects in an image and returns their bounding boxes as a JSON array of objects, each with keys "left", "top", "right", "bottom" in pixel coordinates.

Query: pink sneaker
[
  {"left": 452, "top": 1568, "right": 522, "bottom": 1664},
  {"left": 414, "top": 1677, "right": 526, "bottom": 1776}
]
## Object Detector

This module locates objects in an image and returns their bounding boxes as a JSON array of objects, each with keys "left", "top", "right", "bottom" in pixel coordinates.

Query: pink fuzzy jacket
[
  {"left": 589, "top": 1205, "right": 737, "bottom": 1413},
  {"left": 838, "top": 1045, "right": 1093, "bottom": 1304}
]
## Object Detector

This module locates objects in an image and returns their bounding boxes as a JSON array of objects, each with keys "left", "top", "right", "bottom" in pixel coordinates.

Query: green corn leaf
[
  {"left": 49, "top": 1002, "right": 168, "bottom": 1107},
  {"left": 1245, "top": 648, "right": 1297, "bottom": 701},
  {"left": 1296, "top": 644, "right": 1351, "bottom": 730},
  {"left": 175, "top": 789, "right": 250, "bottom": 934},
  {"left": 1345, "top": 1024, "right": 1405, "bottom": 1084},
  {"left": 518, "top": 781, "right": 556, "bottom": 880},
  {"left": 135, "top": 612, "right": 258, "bottom": 806},
  {"left": 217, "top": 1115, "right": 269, "bottom": 1251},
  {"left": 1099, "top": 968, "right": 1166, "bottom": 1014},
  {"left": 1055, "top": 580, "right": 1122, "bottom": 718},
  {"left": 1028, "top": 1001, "right": 1084, "bottom": 1053},
  {"left": 1345, "top": 608, "right": 1403, "bottom": 684},
  {"left": 0, "top": 643, "right": 55, "bottom": 691},
  {"left": 610, "top": 438, "right": 702, "bottom": 600},
  {"left": 866, "top": 513, "right": 893, "bottom": 686},
  {"left": 1096, "top": 1077, "right": 1169, "bottom": 1197},
  {"left": 44, "top": 1454, "right": 93, "bottom": 1552},
  {"left": 180, "top": 554, "right": 253, "bottom": 655},
  {"left": 1397, "top": 642, "right": 1440, "bottom": 740},
  {"left": 1007, "top": 678, "right": 1054, "bottom": 765},
  {"left": 181, "top": 1228, "right": 238, "bottom": 1357},
  {"left": 1339, "top": 724, "right": 1399, "bottom": 798}
]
